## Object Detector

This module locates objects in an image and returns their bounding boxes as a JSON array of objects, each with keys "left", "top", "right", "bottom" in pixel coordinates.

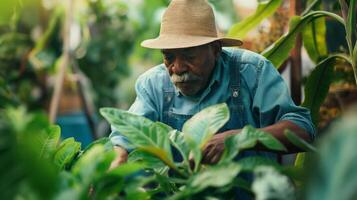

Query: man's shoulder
[
  {"left": 135, "top": 64, "right": 172, "bottom": 96},
  {"left": 137, "top": 64, "right": 169, "bottom": 84},
  {"left": 223, "top": 48, "right": 268, "bottom": 67}
]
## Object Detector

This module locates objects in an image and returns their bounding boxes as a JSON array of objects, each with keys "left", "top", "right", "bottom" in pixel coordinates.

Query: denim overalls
[{"left": 161, "top": 50, "right": 253, "bottom": 200}]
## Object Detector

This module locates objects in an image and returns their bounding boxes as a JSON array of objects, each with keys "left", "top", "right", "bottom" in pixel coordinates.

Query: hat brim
[{"left": 141, "top": 35, "right": 242, "bottom": 49}]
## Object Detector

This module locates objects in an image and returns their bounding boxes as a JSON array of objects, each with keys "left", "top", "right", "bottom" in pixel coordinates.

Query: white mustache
[{"left": 170, "top": 72, "right": 202, "bottom": 83}]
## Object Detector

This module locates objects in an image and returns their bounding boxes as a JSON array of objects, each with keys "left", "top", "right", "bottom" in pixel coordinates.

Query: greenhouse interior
[{"left": 1, "top": 0, "right": 357, "bottom": 199}]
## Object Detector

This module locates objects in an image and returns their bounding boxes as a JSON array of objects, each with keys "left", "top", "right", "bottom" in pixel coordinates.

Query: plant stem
[{"left": 302, "top": 0, "right": 321, "bottom": 16}]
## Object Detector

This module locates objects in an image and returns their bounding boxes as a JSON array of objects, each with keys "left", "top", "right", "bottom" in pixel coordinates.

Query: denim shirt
[{"left": 110, "top": 48, "right": 316, "bottom": 153}]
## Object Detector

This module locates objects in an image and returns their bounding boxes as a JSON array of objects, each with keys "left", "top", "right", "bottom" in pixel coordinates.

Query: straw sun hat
[{"left": 141, "top": 0, "right": 243, "bottom": 49}]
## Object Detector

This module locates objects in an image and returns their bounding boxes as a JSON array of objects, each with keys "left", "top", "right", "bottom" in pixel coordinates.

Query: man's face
[{"left": 162, "top": 42, "right": 221, "bottom": 96}]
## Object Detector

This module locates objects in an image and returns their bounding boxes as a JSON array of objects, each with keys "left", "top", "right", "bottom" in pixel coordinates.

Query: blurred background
[{"left": 0, "top": 0, "right": 355, "bottom": 147}]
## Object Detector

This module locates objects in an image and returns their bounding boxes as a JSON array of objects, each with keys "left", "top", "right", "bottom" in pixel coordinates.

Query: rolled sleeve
[{"left": 252, "top": 59, "right": 316, "bottom": 140}]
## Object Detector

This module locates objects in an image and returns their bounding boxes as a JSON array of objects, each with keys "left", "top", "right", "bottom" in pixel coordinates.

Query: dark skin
[
  {"left": 162, "top": 41, "right": 312, "bottom": 164},
  {"left": 162, "top": 42, "right": 222, "bottom": 96}
]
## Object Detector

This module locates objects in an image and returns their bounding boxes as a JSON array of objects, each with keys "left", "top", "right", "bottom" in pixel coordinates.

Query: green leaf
[
  {"left": 353, "top": 42, "right": 357, "bottom": 67},
  {"left": 181, "top": 163, "right": 242, "bottom": 197},
  {"left": 53, "top": 137, "right": 81, "bottom": 170},
  {"left": 284, "top": 130, "right": 317, "bottom": 152},
  {"left": 227, "top": 0, "right": 282, "bottom": 39},
  {"left": 169, "top": 130, "right": 190, "bottom": 170},
  {"left": 262, "top": 11, "right": 344, "bottom": 68},
  {"left": 304, "top": 110, "right": 357, "bottom": 200},
  {"left": 238, "top": 156, "right": 281, "bottom": 172},
  {"left": 353, "top": 43, "right": 357, "bottom": 83},
  {"left": 302, "top": 17, "right": 328, "bottom": 63},
  {"left": 182, "top": 103, "right": 230, "bottom": 148},
  {"left": 38, "top": 125, "right": 61, "bottom": 159},
  {"left": 128, "top": 150, "right": 168, "bottom": 175},
  {"left": 301, "top": 56, "right": 336, "bottom": 125},
  {"left": 82, "top": 137, "right": 113, "bottom": 153},
  {"left": 340, "top": 0, "right": 356, "bottom": 54},
  {"left": 182, "top": 103, "right": 229, "bottom": 171},
  {"left": 294, "top": 152, "right": 306, "bottom": 168},
  {"left": 72, "top": 145, "right": 115, "bottom": 187},
  {"left": 93, "top": 163, "right": 145, "bottom": 198},
  {"left": 221, "top": 126, "right": 287, "bottom": 163},
  {"left": 100, "top": 108, "right": 176, "bottom": 170}
]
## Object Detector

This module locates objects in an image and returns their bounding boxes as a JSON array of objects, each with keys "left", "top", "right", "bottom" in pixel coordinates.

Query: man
[{"left": 110, "top": 0, "right": 315, "bottom": 167}]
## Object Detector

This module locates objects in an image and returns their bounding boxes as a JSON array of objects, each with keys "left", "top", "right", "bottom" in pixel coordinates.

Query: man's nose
[{"left": 171, "top": 58, "right": 188, "bottom": 75}]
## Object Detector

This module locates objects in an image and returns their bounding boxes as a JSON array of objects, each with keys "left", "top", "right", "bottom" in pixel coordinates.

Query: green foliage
[
  {"left": 182, "top": 103, "right": 230, "bottom": 171},
  {"left": 262, "top": 11, "right": 344, "bottom": 68},
  {"left": 53, "top": 137, "right": 81, "bottom": 170},
  {"left": 0, "top": 107, "right": 58, "bottom": 200},
  {"left": 302, "top": 17, "right": 328, "bottom": 63},
  {"left": 78, "top": 0, "right": 135, "bottom": 109},
  {"left": 101, "top": 103, "right": 291, "bottom": 199},
  {"left": 228, "top": 0, "right": 283, "bottom": 39},
  {"left": 172, "top": 163, "right": 242, "bottom": 200},
  {"left": 221, "top": 125, "right": 287, "bottom": 163},
  {"left": 301, "top": 56, "right": 336, "bottom": 125},
  {"left": 100, "top": 107, "right": 177, "bottom": 171},
  {"left": 0, "top": 0, "right": 41, "bottom": 26},
  {"left": 304, "top": 108, "right": 357, "bottom": 200},
  {"left": 284, "top": 130, "right": 317, "bottom": 152}
]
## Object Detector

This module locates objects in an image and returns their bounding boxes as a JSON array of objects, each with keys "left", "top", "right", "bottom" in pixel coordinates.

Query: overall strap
[
  {"left": 229, "top": 49, "right": 242, "bottom": 109},
  {"left": 162, "top": 70, "right": 174, "bottom": 123}
]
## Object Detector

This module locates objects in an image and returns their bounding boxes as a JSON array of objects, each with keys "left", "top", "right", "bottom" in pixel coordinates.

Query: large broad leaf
[
  {"left": 172, "top": 163, "right": 242, "bottom": 199},
  {"left": 262, "top": 11, "right": 344, "bottom": 68},
  {"left": 227, "top": 0, "right": 282, "bottom": 39},
  {"left": 37, "top": 125, "right": 61, "bottom": 159},
  {"left": 220, "top": 126, "right": 287, "bottom": 163},
  {"left": 53, "top": 137, "right": 81, "bottom": 170},
  {"left": 182, "top": 103, "right": 230, "bottom": 148},
  {"left": 100, "top": 108, "right": 175, "bottom": 170},
  {"left": 304, "top": 110, "right": 357, "bottom": 200},
  {"left": 301, "top": 55, "right": 338, "bottom": 125},
  {"left": 182, "top": 103, "right": 229, "bottom": 171},
  {"left": 302, "top": 17, "right": 328, "bottom": 63}
]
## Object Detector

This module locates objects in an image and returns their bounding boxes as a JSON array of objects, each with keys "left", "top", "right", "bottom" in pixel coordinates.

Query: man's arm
[
  {"left": 201, "top": 120, "right": 311, "bottom": 164},
  {"left": 202, "top": 57, "right": 315, "bottom": 164}
]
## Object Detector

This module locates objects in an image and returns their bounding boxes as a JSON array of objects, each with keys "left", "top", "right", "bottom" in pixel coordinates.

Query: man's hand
[
  {"left": 201, "top": 130, "right": 239, "bottom": 164},
  {"left": 109, "top": 146, "right": 128, "bottom": 170}
]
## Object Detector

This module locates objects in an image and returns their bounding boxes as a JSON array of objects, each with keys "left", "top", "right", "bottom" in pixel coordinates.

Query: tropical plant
[
  {"left": 228, "top": 0, "right": 357, "bottom": 127},
  {"left": 0, "top": 107, "right": 154, "bottom": 199},
  {"left": 100, "top": 103, "right": 304, "bottom": 199}
]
